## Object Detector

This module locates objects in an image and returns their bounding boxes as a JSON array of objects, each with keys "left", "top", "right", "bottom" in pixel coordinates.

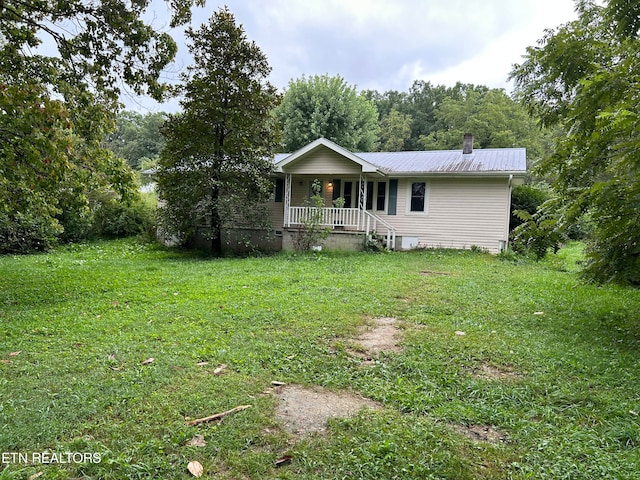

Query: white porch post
[
  {"left": 358, "top": 173, "right": 367, "bottom": 230},
  {"left": 284, "top": 173, "right": 292, "bottom": 227}
]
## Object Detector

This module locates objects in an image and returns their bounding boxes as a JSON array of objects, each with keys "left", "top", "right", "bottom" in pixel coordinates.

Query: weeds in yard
[{"left": 1, "top": 240, "right": 639, "bottom": 478}]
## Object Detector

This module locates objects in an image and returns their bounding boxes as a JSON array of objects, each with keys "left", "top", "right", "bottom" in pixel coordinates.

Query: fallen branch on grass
[{"left": 186, "top": 405, "right": 252, "bottom": 426}]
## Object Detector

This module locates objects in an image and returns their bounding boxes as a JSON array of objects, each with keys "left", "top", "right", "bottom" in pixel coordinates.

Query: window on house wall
[
  {"left": 331, "top": 179, "right": 341, "bottom": 204},
  {"left": 366, "top": 181, "right": 374, "bottom": 210},
  {"left": 410, "top": 182, "right": 427, "bottom": 212},
  {"left": 376, "top": 182, "right": 386, "bottom": 211}
]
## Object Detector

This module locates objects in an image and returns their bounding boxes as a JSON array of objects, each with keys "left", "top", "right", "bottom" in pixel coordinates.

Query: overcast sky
[{"left": 126, "top": 0, "right": 579, "bottom": 112}]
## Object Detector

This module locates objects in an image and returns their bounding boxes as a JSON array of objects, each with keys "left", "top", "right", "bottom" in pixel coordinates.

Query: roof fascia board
[
  {"left": 274, "top": 137, "right": 382, "bottom": 174},
  {"left": 385, "top": 171, "right": 527, "bottom": 178}
]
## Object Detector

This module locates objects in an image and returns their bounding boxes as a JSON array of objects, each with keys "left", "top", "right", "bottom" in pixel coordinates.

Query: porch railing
[
  {"left": 288, "top": 207, "right": 360, "bottom": 227},
  {"left": 287, "top": 207, "right": 396, "bottom": 249}
]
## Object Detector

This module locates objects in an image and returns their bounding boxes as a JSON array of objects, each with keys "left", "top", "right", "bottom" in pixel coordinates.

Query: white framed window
[
  {"left": 376, "top": 181, "right": 386, "bottom": 211},
  {"left": 407, "top": 180, "right": 429, "bottom": 213},
  {"left": 361, "top": 181, "right": 387, "bottom": 212}
]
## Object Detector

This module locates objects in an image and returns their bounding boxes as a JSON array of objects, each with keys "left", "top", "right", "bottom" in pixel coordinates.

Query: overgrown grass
[{"left": 1, "top": 240, "right": 639, "bottom": 479}]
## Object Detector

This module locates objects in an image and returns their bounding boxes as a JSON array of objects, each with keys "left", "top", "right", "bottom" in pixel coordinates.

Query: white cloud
[
  {"left": 423, "top": 0, "right": 578, "bottom": 91},
  {"left": 230, "top": 0, "right": 578, "bottom": 92},
  {"left": 125, "top": 0, "right": 579, "bottom": 112}
]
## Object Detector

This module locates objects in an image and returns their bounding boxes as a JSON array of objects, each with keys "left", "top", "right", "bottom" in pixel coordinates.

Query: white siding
[
  {"left": 268, "top": 175, "right": 512, "bottom": 252},
  {"left": 285, "top": 147, "right": 363, "bottom": 175},
  {"left": 265, "top": 201, "right": 284, "bottom": 229},
  {"left": 376, "top": 177, "right": 510, "bottom": 253}
]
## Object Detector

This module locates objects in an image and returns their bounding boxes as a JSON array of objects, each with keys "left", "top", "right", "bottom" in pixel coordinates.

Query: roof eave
[{"left": 384, "top": 170, "right": 527, "bottom": 177}]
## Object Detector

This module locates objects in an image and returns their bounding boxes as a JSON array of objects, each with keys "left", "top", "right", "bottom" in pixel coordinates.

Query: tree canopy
[
  {"left": 0, "top": 0, "right": 198, "bottom": 252},
  {"left": 274, "top": 74, "right": 379, "bottom": 152},
  {"left": 419, "top": 85, "right": 546, "bottom": 160},
  {"left": 364, "top": 81, "right": 450, "bottom": 151},
  {"left": 511, "top": 0, "right": 640, "bottom": 284},
  {"left": 0, "top": 0, "right": 203, "bottom": 103},
  {"left": 378, "top": 109, "right": 413, "bottom": 152},
  {"left": 157, "top": 7, "right": 280, "bottom": 255},
  {"left": 364, "top": 81, "right": 548, "bottom": 163},
  {"left": 106, "top": 111, "right": 168, "bottom": 170}
]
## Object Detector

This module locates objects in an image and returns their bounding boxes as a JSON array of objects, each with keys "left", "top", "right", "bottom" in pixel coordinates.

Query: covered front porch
[
  {"left": 279, "top": 174, "right": 396, "bottom": 249},
  {"left": 272, "top": 138, "right": 397, "bottom": 249}
]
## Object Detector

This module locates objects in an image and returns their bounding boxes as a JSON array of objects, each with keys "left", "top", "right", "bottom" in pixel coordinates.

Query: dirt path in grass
[
  {"left": 272, "top": 316, "right": 511, "bottom": 446},
  {"left": 274, "top": 385, "right": 381, "bottom": 437},
  {"left": 348, "top": 316, "right": 402, "bottom": 361},
  {"left": 274, "top": 317, "right": 402, "bottom": 438}
]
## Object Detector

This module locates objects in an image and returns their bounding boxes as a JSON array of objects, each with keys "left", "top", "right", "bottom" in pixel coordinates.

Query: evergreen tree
[{"left": 157, "top": 7, "right": 280, "bottom": 254}]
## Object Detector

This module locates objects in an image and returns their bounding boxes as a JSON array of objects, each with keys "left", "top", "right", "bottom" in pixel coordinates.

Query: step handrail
[{"left": 362, "top": 210, "right": 396, "bottom": 250}]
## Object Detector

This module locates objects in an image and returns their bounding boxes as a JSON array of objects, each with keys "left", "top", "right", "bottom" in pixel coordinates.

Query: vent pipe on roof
[{"left": 463, "top": 133, "right": 474, "bottom": 154}]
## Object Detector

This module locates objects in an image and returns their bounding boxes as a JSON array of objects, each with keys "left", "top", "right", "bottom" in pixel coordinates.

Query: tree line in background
[
  {"left": 114, "top": 78, "right": 551, "bottom": 172},
  {"left": 2, "top": 0, "right": 638, "bottom": 284}
]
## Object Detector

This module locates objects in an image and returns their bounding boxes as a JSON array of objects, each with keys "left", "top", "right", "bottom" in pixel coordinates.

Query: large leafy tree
[
  {"left": 419, "top": 85, "right": 546, "bottom": 161},
  {"left": 367, "top": 81, "right": 450, "bottom": 151},
  {"left": 378, "top": 108, "right": 413, "bottom": 152},
  {"left": 106, "top": 111, "right": 168, "bottom": 170},
  {"left": 157, "top": 7, "right": 280, "bottom": 255},
  {"left": 274, "top": 74, "right": 379, "bottom": 152},
  {"left": 0, "top": 0, "right": 201, "bottom": 252},
  {"left": 0, "top": 77, "right": 137, "bottom": 251},
  {"left": 0, "top": 0, "right": 202, "bottom": 102},
  {"left": 404, "top": 80, "right": 450, "bottom": 150},
  {"left": 511, "top": 0, "right": 640, "bottom": 284}
]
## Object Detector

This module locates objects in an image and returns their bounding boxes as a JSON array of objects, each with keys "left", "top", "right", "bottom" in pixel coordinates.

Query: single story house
[{"left": 259, "top": 135, "right": 526, "bottom": 253}]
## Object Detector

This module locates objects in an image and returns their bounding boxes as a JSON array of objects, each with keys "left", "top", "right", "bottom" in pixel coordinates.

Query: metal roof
[
  {"left": 356, "top": 148, "right": 527, "bottom": 175},
  {"left": 274, "top": 153, "right": 290, "bottom": 164},
  {"left": 273, "top": 144, "right": 527, "bottom": 176}
]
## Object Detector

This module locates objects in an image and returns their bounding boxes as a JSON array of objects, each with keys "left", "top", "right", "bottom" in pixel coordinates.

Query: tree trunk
[{"left": 210, "top": 184, "right": 223, "bottom": 256}]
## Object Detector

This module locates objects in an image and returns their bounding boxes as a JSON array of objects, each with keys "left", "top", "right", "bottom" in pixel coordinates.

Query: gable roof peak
[{"left": 274, "top": 137, "right": 382, "bottom": 173}]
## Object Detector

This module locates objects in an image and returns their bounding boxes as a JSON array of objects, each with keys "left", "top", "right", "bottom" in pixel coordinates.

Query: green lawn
[{"left": 1, "top": 240, "right": 639, "bottom": 479}]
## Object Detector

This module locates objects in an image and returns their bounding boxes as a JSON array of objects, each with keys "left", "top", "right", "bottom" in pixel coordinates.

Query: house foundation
[{"left": 281, "top": 229, "right": 366, "bottom": 251}]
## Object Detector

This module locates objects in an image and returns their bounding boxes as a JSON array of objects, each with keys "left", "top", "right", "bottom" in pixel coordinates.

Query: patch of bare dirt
[
  {"left": 348, "top": 317, "right": 402, "bottom": 361},
  {"left": 275, "top": 385, "right": 381, "bottom": 438},
  {"left": 453, "top": 424, "right": 507, "bottom": 444},
  {"left": 471, "top": 363, "right": 521, "bottom": 381},
  {"left": 419, "top": 270, "right": 452, "bottom": 276}
]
